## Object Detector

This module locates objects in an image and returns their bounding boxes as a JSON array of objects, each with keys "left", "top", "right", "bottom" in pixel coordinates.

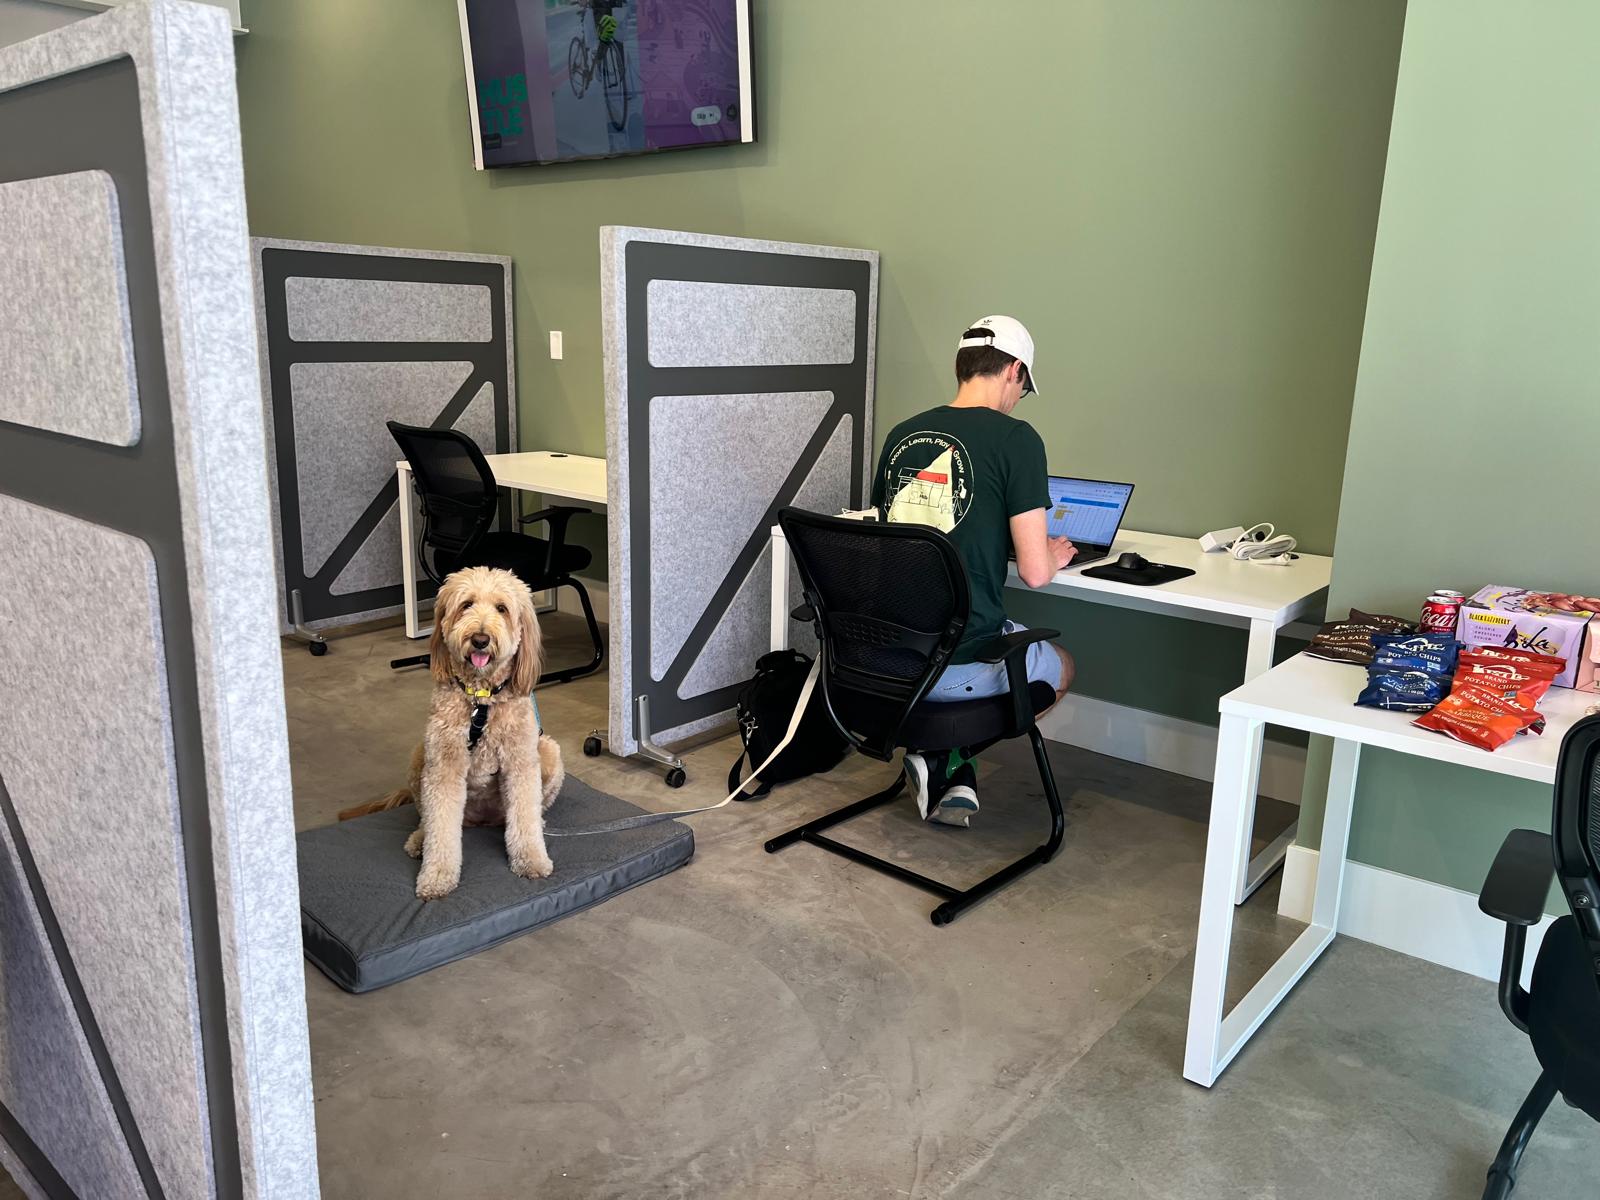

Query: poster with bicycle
[{"left": 461, "top": 0, "right": 750, "bottom": 167}]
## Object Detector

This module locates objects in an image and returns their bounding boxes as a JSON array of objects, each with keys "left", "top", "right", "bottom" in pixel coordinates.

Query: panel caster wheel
[
  {"left": 665, "top": 767, "right": 686, "bottom": 789},
  {"left": 309, "top": 641, "right": 327, "bottom": 657},
  {"left": 583, "top": 735, "right": 603, "bottom": 758}
]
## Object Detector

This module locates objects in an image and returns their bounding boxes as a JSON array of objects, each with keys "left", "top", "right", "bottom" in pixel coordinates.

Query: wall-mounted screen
[{"left": 457, "top": 0, "right": 755, "bottom": 169}]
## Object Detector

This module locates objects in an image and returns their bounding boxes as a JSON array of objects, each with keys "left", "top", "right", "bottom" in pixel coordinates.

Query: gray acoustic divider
[
  {"left": 253, "top": 236, "right": 516, "bottom": 638},
  {"left": 601, "top": 227, "right": 879, "bottom": 761},
  {"left": 0, "top": 3, "right": 318, "bottom": 1197}
]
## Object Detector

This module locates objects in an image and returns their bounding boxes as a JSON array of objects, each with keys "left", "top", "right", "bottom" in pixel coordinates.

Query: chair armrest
[
  {"left": 1478, "top": 829, "right": 1553, "bottom": 926},
  {"left": 791, "top": 603, "right": 816, "bottom": 623},
  {"left": 517, "top": 505, "right": 588, "bottom": 543},
  {"left": 969, "top": 627, "right": 1061, "bottom": 665}
]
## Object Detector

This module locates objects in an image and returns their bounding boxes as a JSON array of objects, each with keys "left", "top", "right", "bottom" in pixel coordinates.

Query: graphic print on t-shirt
[{"left": 882, "top": 432, "right": 972, "bottom": 532}]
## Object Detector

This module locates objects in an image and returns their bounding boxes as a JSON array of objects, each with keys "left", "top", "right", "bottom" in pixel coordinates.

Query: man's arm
[{"left": 1010, "top": 508, "right": 1076, "bottom": 588}]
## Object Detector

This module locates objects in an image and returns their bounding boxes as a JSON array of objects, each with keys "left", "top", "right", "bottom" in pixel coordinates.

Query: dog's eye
[
  {"left": 496, "top": 604, "right": 508, "bottom": 614},
  {"left": 459, "top": 602, "right": 472, "bottom": 616}
]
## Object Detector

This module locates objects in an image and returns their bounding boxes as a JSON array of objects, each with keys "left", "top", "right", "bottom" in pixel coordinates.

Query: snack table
[
  {"left": 1183, "top": 651, "right": 1596, "bottom": 1087},
  {"left": 769, "top": 525, "right": 1333, "bottom": 902}
]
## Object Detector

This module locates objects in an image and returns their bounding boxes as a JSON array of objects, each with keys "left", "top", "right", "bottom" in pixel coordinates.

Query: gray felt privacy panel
[
  {"left": 0, "top": 168, "right": 138, "bottom": 447},
  {"left": 296, "top": 779, "right": 694, "bottom": 994},
  {"left": 254, "top": 237, "right": 515, "bottom": 632},
  {"left": 0, "top": 4, "right": 318, "bottom": 1195},
  {"left": 602, "top": 227, "right": 878, "bottom": 756},
  {"left": 646, "top": 280, "right": 857, "bottom": 367}
]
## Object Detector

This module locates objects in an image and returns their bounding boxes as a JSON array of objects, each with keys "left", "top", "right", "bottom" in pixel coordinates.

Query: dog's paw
[
  {"left": 404, "top": 829, "right": 424, "bottom": 859},
  {"left": 415, "top": 863, "right": 460, "bottom": 901},
  {"left": 510, "top": 849, "right": 554, "bottom": 880}
]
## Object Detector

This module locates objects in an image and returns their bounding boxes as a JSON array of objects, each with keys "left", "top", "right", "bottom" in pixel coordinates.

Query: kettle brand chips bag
[
  {"left": 1369, "top": 632, "right": 1460, "bottom": 676},
  {"left": 1413, "top": 686, "right": 1545, "bottom": 751},
  {"left": 1356, "top": 668, "right": 1451, "bottom": 712},
  {"left": 1307, "top": 609, "right": 1417, "bottom": 665}
]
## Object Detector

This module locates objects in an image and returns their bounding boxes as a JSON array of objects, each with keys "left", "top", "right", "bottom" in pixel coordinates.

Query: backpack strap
[{"left": 726, "top": 751, "right": 773, "bottom": 801}]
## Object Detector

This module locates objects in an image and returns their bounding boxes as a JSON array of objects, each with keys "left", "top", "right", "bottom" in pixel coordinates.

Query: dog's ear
[
  {"left": 429, "top": 574, "right": 458, "bottom": 685},
  {"left": 509, "top": 577, "right": 542, "bottom": 696}
]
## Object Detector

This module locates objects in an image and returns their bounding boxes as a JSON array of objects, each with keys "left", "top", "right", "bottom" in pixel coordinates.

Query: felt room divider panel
[
  {"left": 601, "top": 226, "right": 878, "bottom": 759},
  {"left": 0, "top": 3, "right": 317, "bottom": 1197},
  {"left": 253, "top": 236, "right": 515, "bottom": 636}
]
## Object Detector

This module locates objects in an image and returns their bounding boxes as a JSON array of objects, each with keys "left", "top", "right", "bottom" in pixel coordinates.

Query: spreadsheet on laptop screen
[{"left": 1045, "top": 478, "right": 1133, "bottom": 546}]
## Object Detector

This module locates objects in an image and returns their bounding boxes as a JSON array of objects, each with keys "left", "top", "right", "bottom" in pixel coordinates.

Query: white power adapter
[{"left": 1199, "top": 525, "right": 1246, "bottom": 553}]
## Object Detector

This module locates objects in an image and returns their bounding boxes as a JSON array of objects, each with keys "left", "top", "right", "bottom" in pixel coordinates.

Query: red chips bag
[
  {"left": 1453, "top": 657, "right": 1558, "bottom": 707},
  {"left": 1413, "top": 685, "right": 1545, "bottom": 751},
  {"left": 1455, "top": 645, "right": 1567, "bottom": 673}
]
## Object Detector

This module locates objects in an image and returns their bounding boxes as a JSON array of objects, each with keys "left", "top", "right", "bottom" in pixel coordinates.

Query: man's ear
[
  {"left": 430, "top": 575, "right": 458, "bottom": 685},
  {"left": 509, "top": 579, "right": 542, "bottom": 696}
]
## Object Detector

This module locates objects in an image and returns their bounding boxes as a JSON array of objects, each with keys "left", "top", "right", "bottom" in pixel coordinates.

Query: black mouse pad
[{"left": 1079, "top": 562, "right": 1197, "bottom": 587}]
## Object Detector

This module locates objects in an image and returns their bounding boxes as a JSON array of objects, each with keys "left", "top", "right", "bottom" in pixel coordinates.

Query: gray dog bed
[{"left": 297, "top": 776, "right": 695, "bottom": 993}]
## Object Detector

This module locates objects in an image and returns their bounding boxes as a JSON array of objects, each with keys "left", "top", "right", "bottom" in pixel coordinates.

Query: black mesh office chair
[
  {"left": 386, "top": 421, "right": 603, "bottom": 683},
  {"left": 1475, "top": 713, "right": 1600, "bottom": 1199},
  {"left": 764, "top": 508, "right": 1066, "bottom": 925}
]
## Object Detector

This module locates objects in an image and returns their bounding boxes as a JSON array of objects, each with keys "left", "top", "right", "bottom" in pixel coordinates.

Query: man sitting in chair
[{"left": 871, "top": 315, "right": 1076, "bottom": 826}]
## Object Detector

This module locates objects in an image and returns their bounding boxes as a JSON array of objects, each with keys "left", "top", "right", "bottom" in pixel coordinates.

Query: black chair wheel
[
  {"left": 309, "top": 641, "right": 327, "bottom": 657},
  {"left": 582, "top": 735, "right": 603, "bottom": 758},
  {"left": 665, "top": 767, "right": 687, "bottom": 789}
]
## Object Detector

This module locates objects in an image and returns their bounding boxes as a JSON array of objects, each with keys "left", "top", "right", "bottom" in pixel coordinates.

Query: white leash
[{"left": 546, "top": 657, "right": 823, "bottom": 836}]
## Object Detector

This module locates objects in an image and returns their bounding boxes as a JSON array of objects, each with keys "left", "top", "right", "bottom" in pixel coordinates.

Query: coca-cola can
[{"left": 1420, "top": 594, "right": 1462, "bottom": 635}]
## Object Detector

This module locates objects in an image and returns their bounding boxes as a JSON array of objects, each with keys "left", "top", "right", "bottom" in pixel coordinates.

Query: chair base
[
  {"left": 1483, "top": 1069, "right": 1558, "bottom": 1200},
  {"left": 389, "top": 577, "right": 605, "bottom": 681},
  {"left": 765, "top": 726, "right": 1066, "bottom": 926}
]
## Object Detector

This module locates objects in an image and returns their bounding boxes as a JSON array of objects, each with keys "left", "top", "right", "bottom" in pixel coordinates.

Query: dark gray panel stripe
[
  {"left": 0, "top": 58, "right": 242, "bottom": 1198},
  {"left": 623, "top": 239, "right": 872, "bottom": 735},
  {"left": 259, "top": 247, "right": 513, "bottom": 627},
  {"left": 0, "top": 1102, "right": 77, "bottom": 1200},
  {"left": 0, "top": 774, "right": 159, "bottom": 1199}
]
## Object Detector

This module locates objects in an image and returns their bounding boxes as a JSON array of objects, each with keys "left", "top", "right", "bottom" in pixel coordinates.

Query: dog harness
[{"left": 457, "top": 680, "right": 543, "bottom": 752}]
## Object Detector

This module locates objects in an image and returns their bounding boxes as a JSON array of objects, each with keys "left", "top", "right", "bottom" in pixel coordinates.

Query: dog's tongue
[{"left": 470, "top": 651, "right": 491, "bottom": 669}]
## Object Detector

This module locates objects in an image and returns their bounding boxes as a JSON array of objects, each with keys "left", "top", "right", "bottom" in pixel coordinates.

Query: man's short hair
[{"left": 955, "top": 328, "right": 1031, "bottom": 391}]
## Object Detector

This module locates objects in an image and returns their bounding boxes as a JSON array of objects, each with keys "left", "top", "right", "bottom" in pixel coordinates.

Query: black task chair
[
  {"left": 1475, "top": 713, "right": 1600, "bottom": 1199},
  {"left": 386, "top": 421, "right": 603, "bottom": 683},
  {"left": 764, "top": 508, "right": 1066, "bottom": 926}
]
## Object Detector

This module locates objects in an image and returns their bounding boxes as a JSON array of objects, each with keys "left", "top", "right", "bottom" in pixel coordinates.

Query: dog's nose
[{"left": 470, "top": 633, "right": 490, "bottom": 649}]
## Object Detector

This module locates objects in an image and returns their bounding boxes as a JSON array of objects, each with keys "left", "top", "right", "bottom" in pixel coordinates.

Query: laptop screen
[{"left": 1045, "top": 477, "right": 1134, "bottom": 546}]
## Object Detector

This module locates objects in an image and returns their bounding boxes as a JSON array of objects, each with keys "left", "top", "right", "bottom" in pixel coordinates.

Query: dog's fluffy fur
[{"left": 339, "top": 566, "right": 564, "bottom": 900}]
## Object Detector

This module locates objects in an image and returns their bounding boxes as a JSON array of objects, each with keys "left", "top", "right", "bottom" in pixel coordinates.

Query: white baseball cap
[{"left": 958, "top": 314, "right": 1040, "bottom": 395}]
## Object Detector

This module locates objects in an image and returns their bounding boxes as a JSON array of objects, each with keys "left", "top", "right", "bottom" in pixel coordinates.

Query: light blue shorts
[{"left": 927, "top": 621, "right": 1064, "bottom": 702}]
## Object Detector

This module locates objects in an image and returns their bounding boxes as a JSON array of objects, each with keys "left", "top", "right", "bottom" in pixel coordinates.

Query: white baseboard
[
  {"left": 1274, "top": 846, "right": 1550, "bottom": 985},
  {"left": 553, "top": 576, "right": 609, "bottom": 620},
  {"left": 1035, "top": 692, "right": 1307, "bottom": 805}
]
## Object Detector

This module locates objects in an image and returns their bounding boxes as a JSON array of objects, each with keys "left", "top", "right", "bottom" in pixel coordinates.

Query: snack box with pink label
[
  {"left": 1457, "top": 586, "right": 1600, "bottom": 689},
  {"left": 1579, "top": 615, "right": 1600, "bottom": 695}
]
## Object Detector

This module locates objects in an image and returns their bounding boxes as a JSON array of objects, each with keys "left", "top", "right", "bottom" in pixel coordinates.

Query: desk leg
[
  {"left": 398, "top": 467, "right": 428, "bottom": 640},
  {"left": 1185, "top": 733, "right": 1358, "bottom": 1087},
  {"left": 770, "top": 530, "right": 791, "bottom": 653},
  {"left": 1234, "top": 616, "right": 1296, "bottom": 904}
]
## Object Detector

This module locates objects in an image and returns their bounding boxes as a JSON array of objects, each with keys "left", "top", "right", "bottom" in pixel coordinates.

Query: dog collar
[{"left": 458, "top": 678, "right": 507, "bottom": 752}]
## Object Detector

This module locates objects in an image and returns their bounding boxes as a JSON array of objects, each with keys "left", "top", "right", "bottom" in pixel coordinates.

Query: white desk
[
  {"left": 769, "top": 525, "right": 1332, "bottom": 901},
  {"left": 397, "top": 451, "right": 607, "bottom": 638},
  {"left": 1183, "top": 652, "right": 1594, "bottom": 1087}
]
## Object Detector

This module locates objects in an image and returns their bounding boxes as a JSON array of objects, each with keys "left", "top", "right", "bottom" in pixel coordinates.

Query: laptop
[{"left": 1026, "top": 476, "right": 1136, "bottom": 568}]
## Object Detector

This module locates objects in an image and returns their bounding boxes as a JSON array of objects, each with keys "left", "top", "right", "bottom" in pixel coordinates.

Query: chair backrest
[
  {"left": 387, "top": 421, "right": 497, "bottom": 582},
  {"left": 777, "top": 507, "right": 969, "bottom": 761},
  {"left": 1553, "top": 713, "right": 1600, "bottom": 979}
]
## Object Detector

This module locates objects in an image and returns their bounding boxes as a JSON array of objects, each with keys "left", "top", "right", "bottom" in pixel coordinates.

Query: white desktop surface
[{"left": 1012, "top": 529, "right": 1333, "bottom": 627}]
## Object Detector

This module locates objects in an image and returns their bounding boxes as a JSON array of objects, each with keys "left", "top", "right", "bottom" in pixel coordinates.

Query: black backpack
[{"left": 727, "top": 650, "right": 849, "bottom": 799}]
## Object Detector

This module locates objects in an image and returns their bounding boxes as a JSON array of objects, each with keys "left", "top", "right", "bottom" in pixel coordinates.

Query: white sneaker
[
  {"left": 903, "top": 752, "right": 932, "bottom": 819},
  {"left": 930, "top": 784, "right": 978, "bottom": 827}
]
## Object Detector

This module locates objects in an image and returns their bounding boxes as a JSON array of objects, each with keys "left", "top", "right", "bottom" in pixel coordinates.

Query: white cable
[{"left": 1228, "top": 522, "right": 1298, "bottom": 565}]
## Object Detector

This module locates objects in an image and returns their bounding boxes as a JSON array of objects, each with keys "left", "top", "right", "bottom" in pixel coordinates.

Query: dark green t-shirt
[{"left": 871, "top": 406, "right": 1050, "bottom": 663}]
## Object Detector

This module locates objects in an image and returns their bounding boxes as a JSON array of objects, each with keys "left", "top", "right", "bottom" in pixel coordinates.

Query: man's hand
[{"left": 1050, "top": 536, "right": 1077, "bottom": 571}]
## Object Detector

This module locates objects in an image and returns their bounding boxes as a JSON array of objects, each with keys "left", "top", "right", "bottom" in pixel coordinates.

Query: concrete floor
[{"left": 3, "top": 613, "right": 1591, "bottom": 1198}]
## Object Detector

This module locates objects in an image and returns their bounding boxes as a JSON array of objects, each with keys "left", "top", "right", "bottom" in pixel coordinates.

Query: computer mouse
[{"left": 1116, "top": 552, "right": 1149, "bottom": 571}]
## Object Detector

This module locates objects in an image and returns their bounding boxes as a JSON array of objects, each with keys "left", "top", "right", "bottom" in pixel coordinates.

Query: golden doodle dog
[{"left": 340, "top": 566, "right": 564, "bottom": 900}]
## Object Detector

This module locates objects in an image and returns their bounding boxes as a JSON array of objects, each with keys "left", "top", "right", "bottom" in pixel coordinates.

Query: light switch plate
[{"left": 549, "top": 330, "right": 563, "bottom": 359}]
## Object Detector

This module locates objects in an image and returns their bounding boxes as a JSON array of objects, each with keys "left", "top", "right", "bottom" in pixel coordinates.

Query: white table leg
[
  {"left": 1234, "top": 615, "right": 1296, "bottom": 904},
  {"left": 770, "top": 527, "right": 791, "bottom": 653},
  {"left": 397, "top": 464, "right": 428, "bottom": 640},
  {"left": 1185, "top": 712, "right": 1265, "bottom": 1086},
  {"left": 1186, "top": 734, "right": 1360, "bottom": 1087}
]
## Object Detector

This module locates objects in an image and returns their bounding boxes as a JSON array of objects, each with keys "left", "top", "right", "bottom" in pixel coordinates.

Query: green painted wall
[
  {"left": 1300, "top": 0, "right": 1600, "bottom": 902},
  {"left": 235, "top": 0, "right": 1403, "bottom": 721}
]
